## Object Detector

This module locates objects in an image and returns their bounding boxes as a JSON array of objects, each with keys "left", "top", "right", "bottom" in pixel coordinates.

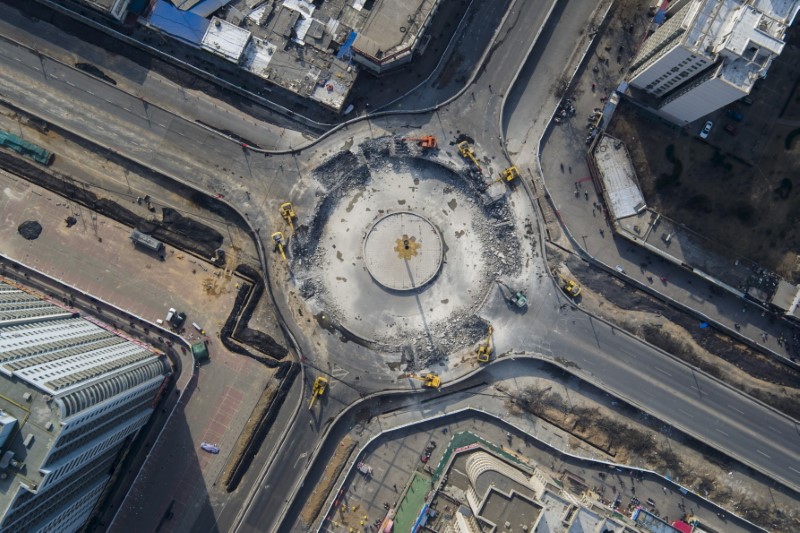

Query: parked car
[
  {"left": 200, "top": 442, "right": 220, "bottom": 454},
  {"left": 724, "top": 123, "right": 738, "bottom": 135},
  {"left": 699, "top": 120, "right": 713, "bottom": 139},
  {"left": 726, "top": 109, "right": 744, "bottom": 121}
]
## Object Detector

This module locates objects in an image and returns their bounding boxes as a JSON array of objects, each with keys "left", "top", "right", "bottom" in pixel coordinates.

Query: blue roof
[{"left": 148, "top": 0, "right": 210, "bottom": 45}]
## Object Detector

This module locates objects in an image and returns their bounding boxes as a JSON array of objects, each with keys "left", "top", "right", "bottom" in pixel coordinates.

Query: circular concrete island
[{"left": 363, "top": 211, "right": 443, "bottom": 291}]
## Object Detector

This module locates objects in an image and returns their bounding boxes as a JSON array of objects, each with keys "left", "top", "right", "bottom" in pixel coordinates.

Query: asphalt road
[{"left": 0, "top": 5, "right": 799, "bottom": 532}]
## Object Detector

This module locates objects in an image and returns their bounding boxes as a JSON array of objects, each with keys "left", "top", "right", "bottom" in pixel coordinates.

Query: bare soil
[
  {"left": 550, "top": 247, "right": 800, "bottom": 420},
  {"left": 607, "top": 34, "right": 800, "bottom": 281},
  {"left": 508, "top": 381, "right": 800, "bottom": 532},
  {"left": 300, "top": 435, "right": 356, "bottom": 527}
]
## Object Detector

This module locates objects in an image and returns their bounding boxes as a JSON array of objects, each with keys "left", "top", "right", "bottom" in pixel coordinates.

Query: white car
[{"left": 699, "top": 121, "right": 713, "bottom": 139}]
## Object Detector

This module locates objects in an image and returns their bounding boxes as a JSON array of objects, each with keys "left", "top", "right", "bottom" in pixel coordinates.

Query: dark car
[
  {"left": 726, "top": 109, "right": 743, "bottom": 121},
  {"left": 171, "top": 311, "right": 187, "bottom": 328}
]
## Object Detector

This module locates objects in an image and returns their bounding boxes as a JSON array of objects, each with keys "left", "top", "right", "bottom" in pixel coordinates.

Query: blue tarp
[
  {"left": 337, "top": 31, "right": 357, "bottom": 60},
  {"left": 148, "top": 0, "right": 210, "bottom": 45}
]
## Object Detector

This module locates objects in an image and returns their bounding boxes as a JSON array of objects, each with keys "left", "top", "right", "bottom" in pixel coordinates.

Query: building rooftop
[
  {"left": 0, "top": 278, "right": 164, "bottom": 514},
  {"left": 592, "top": 135, "right": 646, "bottom": 220},
  {"left": 352, "top": 0, "right": 437, "bottom": 62},
  {"left": 683, "top": 0, "right": 800, "bottom": 90},
  {"left": 148, "top": 0, "right": 440, "bottom": 111},
  {"left": 200, "top": 16, "right": 252, "bottom": 62}
]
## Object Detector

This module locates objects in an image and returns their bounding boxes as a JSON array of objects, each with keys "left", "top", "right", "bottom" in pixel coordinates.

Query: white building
[
  {"left": 627, "top": 0, "right": 800, "bottom": 124},
  {"left": 0, "top": 279, "right": 168, "bottom": 533}
]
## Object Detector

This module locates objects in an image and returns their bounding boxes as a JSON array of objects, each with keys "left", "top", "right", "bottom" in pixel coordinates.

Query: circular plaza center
[{"left": 363, "top": 211, "right": 443, "bottom": 291}]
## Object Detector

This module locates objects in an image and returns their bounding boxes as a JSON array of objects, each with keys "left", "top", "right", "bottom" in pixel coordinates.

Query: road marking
[
  {"left": 654, "top": 366, "right": 672, "bottom": 377},
  {"left": 768, "top": 425, "right": 782, "bottom": 435},
  {"left": 727, "top": 404, "right": 744, "bottom": 415},
  {"left": 790, "top": 467, "right": 800, "bottom": 475},
  {"left": 87, "top": 90, "right": 95, "bottom": 96},
  {"left": 677, "top": 408, "right": 693, "bottom": 418},
  {"left": 756, "top": 449, "right": 770, "bottom": 458},
  {"left": 294, "top": 451, "right": 308, "bottom": 468},
  {"left": 714, "top": 428, "right": 728, "bottom": 437}
]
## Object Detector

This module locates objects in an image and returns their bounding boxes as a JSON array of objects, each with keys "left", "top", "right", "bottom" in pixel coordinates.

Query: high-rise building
[
  {"left": 626, "top": 0, "right": 800, "bottom": 124},
  {"left": 0, "top": 279, "right": 168, "bottom": 533}
]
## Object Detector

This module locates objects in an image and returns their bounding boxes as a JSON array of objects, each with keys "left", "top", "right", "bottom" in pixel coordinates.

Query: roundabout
[{"left": 293, "top": 141, "right": 524, "bottom": 359}]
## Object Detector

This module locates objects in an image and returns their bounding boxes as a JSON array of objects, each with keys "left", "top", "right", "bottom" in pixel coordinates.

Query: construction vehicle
[
  {"left": 272, "top": 231, "right": 287, "bottom": 261},
  {"left": 308, "top": 376, "right": 328, "bottom": 410},
  {"left": 497, "top": 279, "right": 528, "bottom": 308},
  {"left": 406, "top": 372, "right": 441, "bottom": 388},
  {"left": 477, "top": 325, "right": 494, "bottom": 363},
  {"left": 457, "top": 141, "right": 481, "bottom": 172},
  {"left": 558, "top": 273, "right": 582, "bottom": 297},
  {"left": 498, "top": 166, "right": 520, "bottom": 183},
  {"left": 280, "top": 202, "right": 296, "bottom": 231},
  {"left": 402, "top": 135, "right": 438, "bottom": 149}
]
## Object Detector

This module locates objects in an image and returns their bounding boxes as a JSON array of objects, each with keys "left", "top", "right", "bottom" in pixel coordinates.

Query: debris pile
[
  {"left": 289, "top": 138, "right": 523, "bottom": 365},
  {"left": 17, "top": 220, "right": 42, "bottom": 240},
  {"left": 553, "top": 97, "right": 576, "bottom": 125}
]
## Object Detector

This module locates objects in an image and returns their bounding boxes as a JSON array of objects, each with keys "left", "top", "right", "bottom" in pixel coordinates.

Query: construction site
[{"left": 285, "top": 134, "right": 536, "bottom": 368}]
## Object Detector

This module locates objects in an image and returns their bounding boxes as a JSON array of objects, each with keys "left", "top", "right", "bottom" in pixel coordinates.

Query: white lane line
[
  {"left": 714, "top": 428, "right": 728, "bottom": 437},
  {"left": 677, "top": 408, "right": 694, "bottom": 418},
  {"left": 790, "top": 467, "right": 800, "bottom": 475},
  {"left": 727, "top": 404, "right": 745, "bottom": 415},
  {"left": 768, "top": 425, "right": 782, "bottom": 435},
  {"left": 756, "top": 449, "right": 770, "bottom": 458},
  {"left": 654, "top": 366, "right": 672, "bottom": 377}
]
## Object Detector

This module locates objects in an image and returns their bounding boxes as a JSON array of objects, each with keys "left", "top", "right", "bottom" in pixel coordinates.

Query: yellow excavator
[
  {"left": 457, "top": 141, "right": 481, "bottom": 172},
  {"left": 498, "top": 166, "right": 520, "bottom": 183},
  {"left": 557, "top": 272, "right": 582, "bottom": 297},
  {"left": 308, "top": 376, "right": 328, "bottom": 410},
  {"left": 406, "top": 372, "right": 441, "bottom": 388},
  {"left": 272, "top": 231, "right": 287, "bottom": 261},
  {"left": 280, "top": 202, "right": 296, "bottom": 231},
  {"left": 477, "top": 325, "right": 494, "bottom": 363}
]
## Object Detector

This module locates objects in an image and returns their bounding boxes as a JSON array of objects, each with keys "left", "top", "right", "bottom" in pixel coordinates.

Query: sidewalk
[{"left": 504, "top": 0, "right": 799, "bottom": 365}]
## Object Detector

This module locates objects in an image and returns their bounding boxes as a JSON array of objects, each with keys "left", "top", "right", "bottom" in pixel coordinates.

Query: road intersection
[{"left": 0, "top": 1, "right": 797, "bottom": 532}]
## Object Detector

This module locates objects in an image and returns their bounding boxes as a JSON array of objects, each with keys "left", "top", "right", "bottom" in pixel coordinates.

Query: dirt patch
[
  {"left": 551, "top": 248, "right": 800, "bottom": 419},
  {"left": 220, "top": 379, "right": 280, "bottom": 489},
  {"left": 0, "top": 150, "right": 224, "bottom": 258},
  {"left": 222, "top": 361, "right": 299, "bottom": 491},
  {"left": 299, "top": 435, "right": 356, "bottom": 526},
  {"left": 17, "top": 220, "right": 42, "bottom": 240},
  {"left": 509, "top": 383, "right": 799, "bottom": 532}
]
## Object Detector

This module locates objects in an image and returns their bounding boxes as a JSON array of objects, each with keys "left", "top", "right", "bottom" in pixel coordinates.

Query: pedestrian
[
  {"left": 584, "top": 190, "right": 589, "bottom": 200},
  {"left": 393, "top": 484, "right": 397, "bottom": 492},
  {"left": 599, "top": 228, "right": 605, "bottom": 237},
  {"left": 561, "top": 163, "right": 564, "bottom": 172},
  {"left": 568, "top": 166, "right": 572, "bottom": 173}
]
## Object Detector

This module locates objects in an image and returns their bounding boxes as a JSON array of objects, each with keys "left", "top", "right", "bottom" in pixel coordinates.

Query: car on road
[
  {"left": 724, "top": 124, "right": 738, "bottom": 135},
  {"left": 699, "top": 120, "right": 713, "bottom": 139},
  {"left": 200, "top": 442, "right": 220, "bottom": 454}
]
